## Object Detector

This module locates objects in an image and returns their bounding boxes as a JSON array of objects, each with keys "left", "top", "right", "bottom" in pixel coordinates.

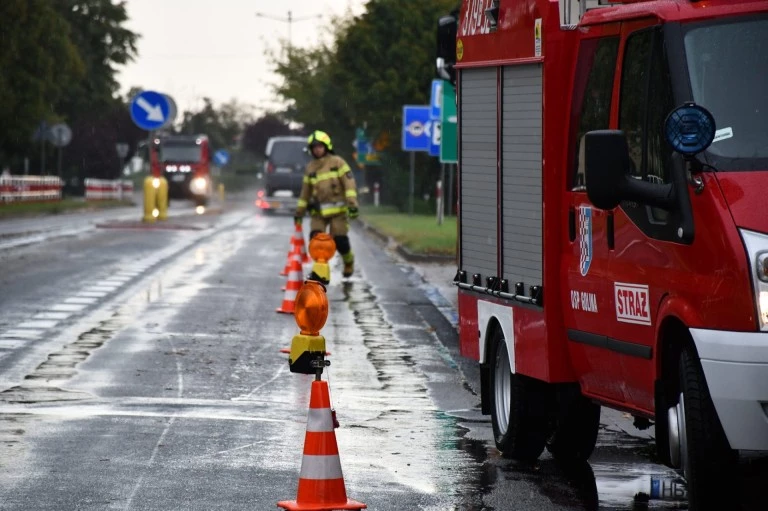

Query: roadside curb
[{"left": 355, "top": 219, "right": 456, "bottom": 264}]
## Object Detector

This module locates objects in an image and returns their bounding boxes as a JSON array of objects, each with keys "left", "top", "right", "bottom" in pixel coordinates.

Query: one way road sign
[{"left": 130, "top": 91, "right": 171, "bottom": 131}]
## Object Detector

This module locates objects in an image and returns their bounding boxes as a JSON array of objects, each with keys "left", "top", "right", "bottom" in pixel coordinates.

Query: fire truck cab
[
  {"left": 151, "top": 134, "right": 212, "bottom": 206},
  {"left": 440, "top": 0, "right": 768, "bottom": 506}
]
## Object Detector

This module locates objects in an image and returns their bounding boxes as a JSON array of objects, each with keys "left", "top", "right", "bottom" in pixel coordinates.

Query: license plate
[
  {"left": 270, "top": 202, "right": 282, "bottom": 208},
  {"left": 172, "top": 174, "right": 186, "bottom": 182}
]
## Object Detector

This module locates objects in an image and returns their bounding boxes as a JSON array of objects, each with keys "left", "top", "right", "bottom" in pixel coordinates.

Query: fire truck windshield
[
  {"left": 683, "top": 16, "right": 768, "bottom": 171},
  {"left": 161, "top": 144, "right": 202, "bottom": 163}
]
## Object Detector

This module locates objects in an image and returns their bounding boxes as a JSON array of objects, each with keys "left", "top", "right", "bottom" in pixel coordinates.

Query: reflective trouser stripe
[
  {"left": 299, "top": 454, "right": 344, "bottom": 479},
  {"left": 297, "top": 199, "right": 307, "bottom": 208},
  {"left": 306, "top": 408, "right": 334, "bottom": 432},
  {"left": 345, "top": 190, "right": 357, "bottom": 198}
]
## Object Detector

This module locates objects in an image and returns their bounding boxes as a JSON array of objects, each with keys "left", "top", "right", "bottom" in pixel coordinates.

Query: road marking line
[
  {"left": 51, "top": 304, "right": 86, "bottom": 312},
  {"left": 17, "top": 320, "right": 58, "bottom": 329},
  {"left": 65, "top": 297, "right": 98, "bottom": 305},
  {"left": 76, "top": 291, "right": 108, "bottom": 298},
  {"left": 34, "top": 312, "right": 71, "bottom": 320},
  {"left": 0, "top": 330, "right": 43, "bottom": 339}
]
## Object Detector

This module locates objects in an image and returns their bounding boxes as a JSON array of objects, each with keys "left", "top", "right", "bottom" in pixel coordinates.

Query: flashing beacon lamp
[
  {"left": 289, "top": 280, "right": 330, "bottom": 376},
  {"left": 307, "top": 233, "right": 337, "bottom": 285}
]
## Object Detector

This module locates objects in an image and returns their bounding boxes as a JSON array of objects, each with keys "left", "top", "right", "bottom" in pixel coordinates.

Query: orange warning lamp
[
  {"left": 309, "top": 233, "right": 336, "bottom": 262},
  {"left": 308, "top": 234, "right": 336, "bottom": 284},
  {"left": 294, "top": 281, "right": 328, "bottom": 335}
]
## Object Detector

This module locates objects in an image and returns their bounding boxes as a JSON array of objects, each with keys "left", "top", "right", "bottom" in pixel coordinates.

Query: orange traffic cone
[
  {"left": 294, "top": 223, "right": 310, "bottom": 264},
  {"left": 277, "top": 380, "right": 366, "bottom": 511},
  {"left": 277, "top": 252, "right": 303, "bottom": 314}
]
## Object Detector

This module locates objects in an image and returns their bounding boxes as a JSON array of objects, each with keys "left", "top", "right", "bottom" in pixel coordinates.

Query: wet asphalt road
[{"left": 0, "top": 196, "right": 763, "bottom": 510}]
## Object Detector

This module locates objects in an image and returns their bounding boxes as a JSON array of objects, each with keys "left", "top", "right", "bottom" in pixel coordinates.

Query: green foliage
[
  {"left": 53, "top": 0, "right": 139, "bottom": 113},
  {"left": 178, "top": 98, "right": 253, "bottom": 153},
  {"left": 0, "top": 0, "right": 84, "bottom": 159},
  {"left": 360, "top": 207, "right": 457, "bottom": 256},
  {"left": 0, "top": 0, "right": 140, "bottom": 180},
  {"left": 241, "top": 113, "right": 302, "bottom": 157}
]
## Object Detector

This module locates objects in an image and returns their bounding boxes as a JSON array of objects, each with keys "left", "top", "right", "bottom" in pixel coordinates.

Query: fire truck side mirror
[
  {"left": 585, "top": 130, "right": 676, "bottom": 212},
  {"left": 436, "top": 12, "right": 458, "bottom": 84}
]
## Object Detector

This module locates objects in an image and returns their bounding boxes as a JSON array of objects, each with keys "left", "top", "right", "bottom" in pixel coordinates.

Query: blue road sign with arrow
[
  {"left": 130, "top": 91, "right": 171, "bottom": 131},
  {"left": 213, "top": 149, "right": 230, "bottom": 167},
  {"left": 402, "top": 106, "right": 432, "bottom": 152}
]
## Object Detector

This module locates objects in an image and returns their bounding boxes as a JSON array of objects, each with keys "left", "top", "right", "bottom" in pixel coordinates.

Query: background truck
[
  {"left": 440, "top": 0, "right": 768, "bottom": 508},
  {"left": 150, "top": 134, "right": 212, "bottom": 206}
]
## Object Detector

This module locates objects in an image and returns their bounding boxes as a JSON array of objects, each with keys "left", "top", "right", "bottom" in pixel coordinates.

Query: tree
[
  {"left": 53, "top": 0, "right": 139, "bottom": 113},
  {"left": 178, "top": 98, "right": 254, "bottom": 153},
  {"left": 241, "top": 113, "right": 301, "bottom": 157},
  {"left": 0, "top": 0, "right": 84, "bottom": 163}
]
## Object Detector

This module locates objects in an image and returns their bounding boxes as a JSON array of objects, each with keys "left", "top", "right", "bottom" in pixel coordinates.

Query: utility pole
[{"left": 255, "top": 10, "right": 323, "bottom": 56}]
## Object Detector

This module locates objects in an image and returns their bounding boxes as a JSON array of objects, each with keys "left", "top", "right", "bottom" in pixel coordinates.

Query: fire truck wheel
[
  {"left": 678, "top": 346, "right": 736, "bottom": 509},
  {"left": 489, "top": 329, "right": 551, "bottom": 461},
  {"left": 546, "top": 393, "right": 600, "bottom": 463}
]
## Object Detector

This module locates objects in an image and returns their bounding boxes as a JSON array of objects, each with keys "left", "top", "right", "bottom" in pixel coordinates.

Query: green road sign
[{"left": 440, "top": 81, "right": 457, "bottom": 163}]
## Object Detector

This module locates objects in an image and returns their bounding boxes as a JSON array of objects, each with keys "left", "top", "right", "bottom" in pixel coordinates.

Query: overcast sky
[{"left": 117, "top": 0, "right": 367, "bottom": 118}]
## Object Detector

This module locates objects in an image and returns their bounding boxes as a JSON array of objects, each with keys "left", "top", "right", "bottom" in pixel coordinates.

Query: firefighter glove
[
  {"left": 293, "top": 214, "right": 303, "bottom": 226},
  {"left": 348, "top": 206, "right": 359, "bottom": 219}
]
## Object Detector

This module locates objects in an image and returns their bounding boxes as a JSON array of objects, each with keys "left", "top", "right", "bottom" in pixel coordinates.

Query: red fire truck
[
  {"left": 150, "top": 134, "right": 212, "bottom": 206},
  {"left": 439, "top": 0, "right": 768, "bottom": 506}
]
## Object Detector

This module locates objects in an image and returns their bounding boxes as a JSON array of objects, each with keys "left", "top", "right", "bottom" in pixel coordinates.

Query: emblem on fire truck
[{"left": 579, "top": 206, "right": 592, "bottom": 276}]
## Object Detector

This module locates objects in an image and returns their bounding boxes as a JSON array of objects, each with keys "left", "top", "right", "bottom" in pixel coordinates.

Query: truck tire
[
  {"left": 678, "top": 345, "right": 736, "bottom": 509},
  {"left": 546, "top": 393, "right": 600, "bottom": 463},
  {"left": 489, "top": 328, "right": 552, "bottom": 461}
]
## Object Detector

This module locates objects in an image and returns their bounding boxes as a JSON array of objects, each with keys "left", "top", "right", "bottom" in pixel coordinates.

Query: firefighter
[{"left": 294, "top": 130, "right": 359, "bottom": 277}]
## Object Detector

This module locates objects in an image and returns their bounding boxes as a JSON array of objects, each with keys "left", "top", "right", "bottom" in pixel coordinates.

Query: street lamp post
[{"left": 254, "top": 10, "right": 323, "bottom": 55}]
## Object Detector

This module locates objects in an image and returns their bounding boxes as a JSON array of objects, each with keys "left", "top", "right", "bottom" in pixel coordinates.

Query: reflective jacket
[{"left": 296, "top": 155, "right": 358, "bottom": 217}]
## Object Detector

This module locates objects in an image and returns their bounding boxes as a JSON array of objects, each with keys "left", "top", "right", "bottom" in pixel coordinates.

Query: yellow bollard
[
  {"left": 218, "top": 183, "right": 225, "bottom": 202},
  {"left": 156, "top": 177, "right": 169, "bottom": 220},
  {"left": 143, "top": 176, "right": 157, "bottom": 223}
]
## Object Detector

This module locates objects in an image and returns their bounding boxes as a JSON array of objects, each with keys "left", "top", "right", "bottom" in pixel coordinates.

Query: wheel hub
[
  {"left": 494, "top": 340, "right": 511, "bottom": 436},
  {"left": 667, "top": 392, "right": 689, "bottom": 477}
]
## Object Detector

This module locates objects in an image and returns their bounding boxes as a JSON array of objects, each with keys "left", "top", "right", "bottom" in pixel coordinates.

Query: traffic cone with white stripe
[
  {"left": 277, "top": 251, "right": 303, "bottom": 314},
  {"left": 294, "top": 222, "right": 310, "bottom": 264},
  {"left": 277, "top": 380, "right": 366, "bottom": 510}
]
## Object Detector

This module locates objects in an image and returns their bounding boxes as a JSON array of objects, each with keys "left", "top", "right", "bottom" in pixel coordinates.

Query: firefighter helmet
[{"left": 307, "top": 130, "right": 333, "bottom": 152}]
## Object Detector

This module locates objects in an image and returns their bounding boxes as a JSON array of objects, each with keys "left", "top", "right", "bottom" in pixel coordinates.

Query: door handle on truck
[{"left": 568, "top": 207, "right": 576, "bottom": 242}]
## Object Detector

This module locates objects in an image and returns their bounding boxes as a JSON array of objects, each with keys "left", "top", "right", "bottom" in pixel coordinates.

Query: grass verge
[
  {"left": 361, "top": 206, "right": 456, "bottom": 256},
  {"left": 0, "top": 199, "right": 134, "bottom": 219}
]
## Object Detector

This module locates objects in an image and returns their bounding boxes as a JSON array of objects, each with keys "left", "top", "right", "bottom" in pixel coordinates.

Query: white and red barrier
[
  {"left": 84, "top": 178, "right": 134, "bottom": 200},
  {"left": 0, "top": 175, "right": 63, "bottom": 203}
]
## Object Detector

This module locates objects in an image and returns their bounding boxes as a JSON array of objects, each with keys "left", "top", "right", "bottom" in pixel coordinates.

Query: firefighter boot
[{"left": 342, "top": 251, "right": 354, "bottom": 278}]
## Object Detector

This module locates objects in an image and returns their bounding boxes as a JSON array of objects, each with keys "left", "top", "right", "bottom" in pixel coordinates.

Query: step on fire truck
[
  {"left": 438, "top": 0, "right": 768, "bottom": 507},
  {"left": 150, "top": 134, "right": 212, "bottom": 206}
]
